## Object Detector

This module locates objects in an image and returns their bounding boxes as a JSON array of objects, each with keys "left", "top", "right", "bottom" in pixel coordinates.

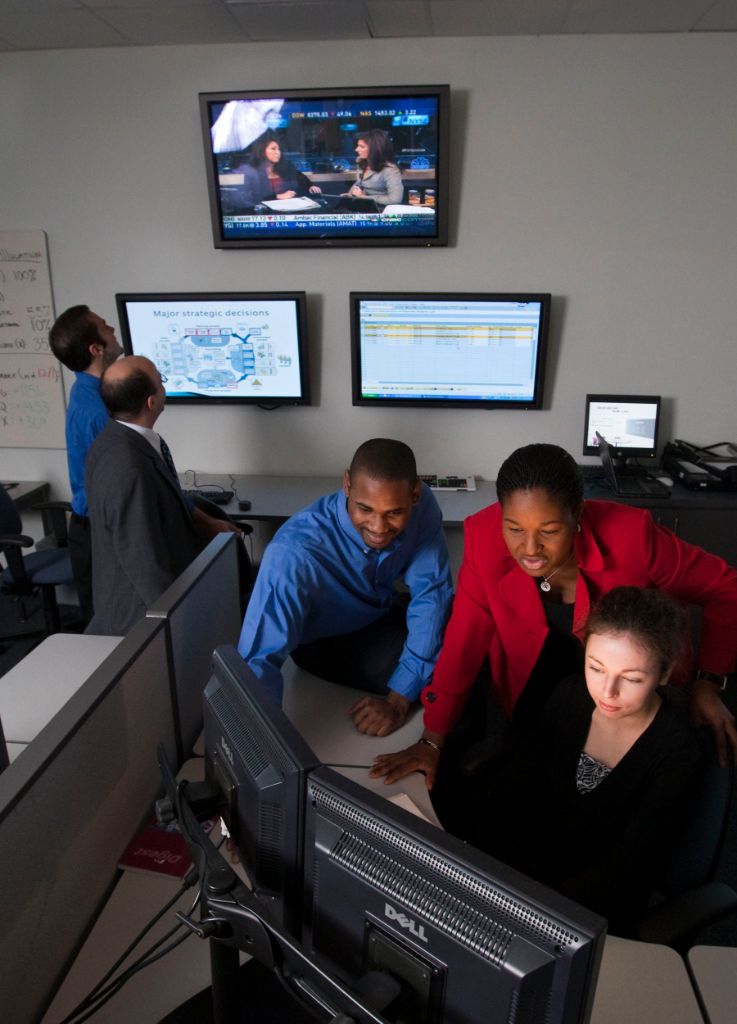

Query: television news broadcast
[{"left": 199, "top": 86, "right": 449, "bottom": 248}]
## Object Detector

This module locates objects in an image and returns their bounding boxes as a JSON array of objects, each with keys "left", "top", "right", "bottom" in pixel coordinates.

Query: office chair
[
  {"left": 0, "top": 484, "right": 75, "bottom": 641},
  {"left": 633, "top": 731, "right": 737, "bottom": 951}
]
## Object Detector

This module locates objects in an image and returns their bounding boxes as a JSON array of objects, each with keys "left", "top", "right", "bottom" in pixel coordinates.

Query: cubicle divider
[
  {"left": 0, "top": 616, "right": 177, "bottom": 1024},
  {"left": 147, "top": 532, "right": 242, "bottom": 761}
]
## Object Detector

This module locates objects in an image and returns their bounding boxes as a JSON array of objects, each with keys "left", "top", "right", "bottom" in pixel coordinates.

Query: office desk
[
  {"left": 0, "top": 478, "right": 50, "bottom": 509},
  {"left": 41, "top": 660, "right": 708, "bottom": 1024},
  {"left": 0, "top": 632, "right": 122, "bottom": 745},
  {"left": 188, "top": 472, "right": 737, "bottom": 563},
  {"left": 282, "top": 658, "right": 439, "bottom": 824},
  {"left": 186, "top": 473, "right": 496, "bottom": 526},
  {"left": 686, "top": 945, "right": 737, "bottom": 1024}
]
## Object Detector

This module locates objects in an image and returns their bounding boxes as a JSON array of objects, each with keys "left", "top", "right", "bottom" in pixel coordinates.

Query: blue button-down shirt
[
  {"left": 237, "top": 485, "right": 453, "bottom": 703},
  {"left": 66, "top": 372, "right": 109, "bottom": 516}
]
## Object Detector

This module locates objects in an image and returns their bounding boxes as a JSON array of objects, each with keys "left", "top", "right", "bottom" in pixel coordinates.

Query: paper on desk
[
  {"left": 382, "top": 204, "right": 435, "bottom": 216},
  {"left": 388, "top": 792, "right": 435, "bottom": 824},
  {"left": 261, "top": 197, "right": 321, "bottom": 212}
]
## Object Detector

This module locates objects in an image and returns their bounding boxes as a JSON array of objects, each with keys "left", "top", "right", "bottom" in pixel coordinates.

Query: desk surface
[
  {"left": 186, "top": 473, "right": 495, "bottom": 525},
  {"left": 185, "top": 471, "right": 737, "bottom": 527},
  {"left": 687, "top": 945, "right": 737, "bottom": 1024},
  {"left": 0, "top": 633, "right": 122, "bottom": 744},
  {"left": 1, "top": 478, "right": 50, "bottom": 509},
  {"left": 282, "top": 658, "right": 439, "bottom": 825}
]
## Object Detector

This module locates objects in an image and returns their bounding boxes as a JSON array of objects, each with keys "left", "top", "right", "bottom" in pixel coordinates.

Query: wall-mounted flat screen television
[
  {"left": 199, "top": 85, "right": 449, "bottom": 248},
  {"left": 351, "top": 292, "right": 551, "bottom": 409},
  {"left": 116, "top": 292, "right": 310, "bottom": 406}
]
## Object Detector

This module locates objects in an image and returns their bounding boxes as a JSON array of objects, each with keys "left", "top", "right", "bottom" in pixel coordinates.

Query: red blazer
[{"left": 422, "top": 499, "right": 737, "bottom": 733}]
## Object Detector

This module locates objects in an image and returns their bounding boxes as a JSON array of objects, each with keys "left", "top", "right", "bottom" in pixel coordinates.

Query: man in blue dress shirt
[
  {"left": 49, "top": 305, "right": 122, "bottom": 621},
  {"left": 238, "top": 438, "right": 454, "bottom": 737}
]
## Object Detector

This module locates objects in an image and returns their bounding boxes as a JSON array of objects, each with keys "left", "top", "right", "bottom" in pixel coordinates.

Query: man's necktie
[{"left": 159, "top": 435, "right": 179, "bottom": 484}]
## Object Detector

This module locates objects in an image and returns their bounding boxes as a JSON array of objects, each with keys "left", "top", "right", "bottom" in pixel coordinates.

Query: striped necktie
[{"left": 158, "top": 435, "right": 179, "bottom": 484}]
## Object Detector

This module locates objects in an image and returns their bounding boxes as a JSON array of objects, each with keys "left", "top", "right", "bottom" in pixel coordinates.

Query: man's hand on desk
[
  {"left": 349, "top": 690, "right": 411, "bottom": 737},
  {"left": 369, "top": 736, "right": 442, "bottom": 790},
  {"left": 192, "top": 507, "right": 243, "bottom": 539},
  {"left": 690, "top": 677, "right": 737, "bottom": 766}
]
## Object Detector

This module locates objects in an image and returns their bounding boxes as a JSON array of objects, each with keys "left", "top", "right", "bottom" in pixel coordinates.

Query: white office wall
[{"left": 1, "top": 32, "right": 736, "bottom": 494}]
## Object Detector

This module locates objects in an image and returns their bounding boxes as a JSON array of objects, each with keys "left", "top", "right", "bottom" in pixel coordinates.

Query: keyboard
[
  {"left": 420, "top": 474, "right": 477, "bottom": 492},
  {"left": 613, "top": 477, "right": 671, "bottom": 498},
  {"left": 183, "top": 488, "right": 234, "bottom": 505}
]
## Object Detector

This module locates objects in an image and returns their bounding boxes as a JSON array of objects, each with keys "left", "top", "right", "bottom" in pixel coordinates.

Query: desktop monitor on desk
[
  {"left": 303, "top": 768, "right": 606, "bottom": 1024},
  {"left": 202, "top": 645, "right": 320, "bottom": 937},
  {"left": 583, "top": 394, "right": 662, "bottom": 464}
]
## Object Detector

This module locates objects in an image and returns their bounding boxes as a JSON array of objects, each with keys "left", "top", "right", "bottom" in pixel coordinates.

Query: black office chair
[
  {"left": 634, "top": 731, "right": 737, "bottom": 951},
  {"left": 0, "top": 484, "right": 75, "bottom": 640}
]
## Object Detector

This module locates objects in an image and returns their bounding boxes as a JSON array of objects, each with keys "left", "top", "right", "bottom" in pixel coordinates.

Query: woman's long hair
[{"left": 356, "top": 129, "right": 396, "bottom": 173}]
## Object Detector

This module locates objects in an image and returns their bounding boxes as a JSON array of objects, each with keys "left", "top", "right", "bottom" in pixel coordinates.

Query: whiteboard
[{"left": 0, "top": 230, "right": 66, "bottom": 449}]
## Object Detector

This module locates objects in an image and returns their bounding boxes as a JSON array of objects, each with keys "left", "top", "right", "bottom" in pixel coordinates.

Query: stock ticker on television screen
[
  {"left": 116, "top": 292, "right": 310, "bottom": 405},
  {"left": 199, "top": 86, "right": 449, "bottom": 248}
]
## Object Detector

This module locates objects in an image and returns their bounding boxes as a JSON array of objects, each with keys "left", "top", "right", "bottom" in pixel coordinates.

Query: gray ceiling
[{"left": 1, "top": 0, "right": 736, "bottom": 53}]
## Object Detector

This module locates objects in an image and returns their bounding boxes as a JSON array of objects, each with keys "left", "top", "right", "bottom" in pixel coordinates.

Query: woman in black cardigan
[{"left": 463, "top": 586, "right": 705, "bottom": 935}]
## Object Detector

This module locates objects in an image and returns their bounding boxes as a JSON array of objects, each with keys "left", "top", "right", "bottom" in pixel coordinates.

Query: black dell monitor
[
  {"left": 583, "top": 394, "right": 661, "bottom": 463},
  {"left": 303, "top": 768, "right": 606, "bottom": 1024},
  {"left": 116, "top": 291, "right": 311, "bottom": 406},
  {"left": 351, "top": 292, "right": 551, "bottom": 409},
  {"left": 202, "top": 645, "right": 320, "bottom": 935}
]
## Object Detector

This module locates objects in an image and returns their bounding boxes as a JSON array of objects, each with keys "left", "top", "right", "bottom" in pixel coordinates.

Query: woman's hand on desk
[
  {"left": 349, "top": 691, "right": 410, "bottom": 736},
  {"left": 369, "top": 738, "right": 442, "bottom": 790}
]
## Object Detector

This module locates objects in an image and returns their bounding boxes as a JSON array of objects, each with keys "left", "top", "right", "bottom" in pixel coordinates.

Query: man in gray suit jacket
[{"left": 85, "top": 355, "right": 238, "bottom": 635}]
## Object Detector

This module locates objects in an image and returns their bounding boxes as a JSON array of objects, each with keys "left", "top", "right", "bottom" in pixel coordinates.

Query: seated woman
[
  {"left": 345, "top": 129, "right": 404, "bottom": 208},
  {"left": 370, "top": 443, "right": 737, "bottom": 790},
  {"left": 230, "top": 136, "right": 321, "bottom": 208},
  {"left": 454, "top": 587, "right": 706, "bottom": 935}
]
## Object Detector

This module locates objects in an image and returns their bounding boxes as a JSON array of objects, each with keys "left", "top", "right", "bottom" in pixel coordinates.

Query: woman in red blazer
[{"left": 371, "top": 443, "right": 737, "bottom": 787}]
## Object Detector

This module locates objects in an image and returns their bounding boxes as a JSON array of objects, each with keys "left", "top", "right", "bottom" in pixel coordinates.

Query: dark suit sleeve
[{"left": 106, "top": 459, "right": 191, "bottom": 608}]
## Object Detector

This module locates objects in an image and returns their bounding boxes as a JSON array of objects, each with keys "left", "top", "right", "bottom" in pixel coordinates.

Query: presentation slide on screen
[
  {"left": 359, "top": 300, "right": 542, "bottom": 401},
  {"left": 586, "top": 400, "right": 658, "bottom": 450},
  {"left": 124, "top": 300, "right": 303, "bottom": 399}
]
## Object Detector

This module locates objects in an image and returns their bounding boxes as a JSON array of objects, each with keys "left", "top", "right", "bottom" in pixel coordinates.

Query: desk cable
[{"left": 52, "top": 840, "right": 225, "bottom": 1024}]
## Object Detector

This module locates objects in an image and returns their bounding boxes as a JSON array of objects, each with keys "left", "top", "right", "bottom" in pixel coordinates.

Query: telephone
[{"left": 662, "top": 440, "right": 737, "bottom": 490}]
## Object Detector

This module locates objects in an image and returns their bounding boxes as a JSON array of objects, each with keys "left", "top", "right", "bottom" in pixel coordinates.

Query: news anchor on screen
[
  {"left": 345, "top": 129, "right": 404, "bottom": 208},
  {"left": 228, "top": 135, "right": 322, "bottom": 209}
]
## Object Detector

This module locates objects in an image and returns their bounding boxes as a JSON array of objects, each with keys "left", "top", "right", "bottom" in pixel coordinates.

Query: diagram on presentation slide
[
  {"left": 123, "top": 300, "right": 303, "bottom": 399},
  {"left": 154, "top": 324, "right": 279, "bottom": 393}
]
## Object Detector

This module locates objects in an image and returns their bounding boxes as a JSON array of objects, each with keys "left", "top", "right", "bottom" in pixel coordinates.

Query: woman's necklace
[{"left": 538, "top": 552, "right": 575, "bottom": 593}]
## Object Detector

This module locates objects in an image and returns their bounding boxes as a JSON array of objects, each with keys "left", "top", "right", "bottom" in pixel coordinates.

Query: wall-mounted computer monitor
[
  {"left": 199, "top": 85, "right": 449, "bottom": 248},
  {"left": 116, "top": 291, "right": 310, "bottom": 405},
  {"left": 351, "top": 292, "right": 551, "bottom": 409},
  {"left": 202, "top": 645, "right": 320, "bottom": 936},
  {"left": 303, "top": 768, "right": 605, "bottom": 1024},
  {"left": 583, "top": 394, "right": 661, "bottom": 460}
]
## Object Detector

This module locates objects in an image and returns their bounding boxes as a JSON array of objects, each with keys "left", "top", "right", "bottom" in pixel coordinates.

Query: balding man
[{"left": 85, "top": 356, "right": 238, "bottom": 635}]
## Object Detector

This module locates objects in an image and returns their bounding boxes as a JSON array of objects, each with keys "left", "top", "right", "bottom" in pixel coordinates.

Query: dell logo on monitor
[{"left": 384, "top": 902, "right": 428, "bottom": 943}]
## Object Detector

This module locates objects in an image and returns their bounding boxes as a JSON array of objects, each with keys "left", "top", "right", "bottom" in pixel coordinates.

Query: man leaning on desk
[{"left": 237, "top": 438, "right": 454, "bottom": 736}]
